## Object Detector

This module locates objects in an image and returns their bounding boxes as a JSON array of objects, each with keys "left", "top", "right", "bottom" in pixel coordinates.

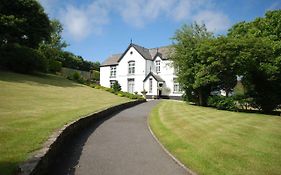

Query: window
[
  {"left": 128, "top": 79, "right": 135, "bottom": 93},
  {"left": 110, "top": 66, "right": 116, "bottom": 78},
  {"left": 173, "top": 78, "right": 181, "bottom": 93},
  {"left": 110, "top": 80, "right": 116, "bottom": 88},
  {"left": 149, "top": 78, "right": 153, "bottom": 93},
  {"left": 156, "top": 60, "right": 160, "bottom": 73},
  {"left": 128, "top": 61, "right": 135, "bottom": 74}
]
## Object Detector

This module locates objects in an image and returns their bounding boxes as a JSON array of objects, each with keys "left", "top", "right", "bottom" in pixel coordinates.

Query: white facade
[{"left": 100, "top": 43, "right": 183, "bottom": 99}]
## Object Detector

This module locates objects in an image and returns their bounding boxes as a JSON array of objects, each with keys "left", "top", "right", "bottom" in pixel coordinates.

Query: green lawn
[
  {"left": 149, "top": 100, "right": 281, "bottom": 175},
  {"left": 0, "top": 71, "right": 130, "bottom": 175}
]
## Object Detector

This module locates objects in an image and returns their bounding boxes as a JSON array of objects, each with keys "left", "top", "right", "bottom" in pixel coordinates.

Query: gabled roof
[
  {"left": 100, "top": 54, "right": 121, "bottom": 67},
  {"left": 100, "top": 43, "right": 172, "bottom": 67},
  {"left": 130, "top": 44, "right": 153, "bottom": 60},
  {"left": 143, "top": 72, "right": 165, "bottom": 82},
  {"left": 149, "top": 46, "right": 173, "bottom": 60},
  {"left": 117, "top": 43, "right": 152, "bottom": 62}
]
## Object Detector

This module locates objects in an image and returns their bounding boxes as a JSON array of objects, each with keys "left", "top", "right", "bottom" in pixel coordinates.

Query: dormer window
[
  {"left": 128, "top": 61, "right": 135, "bottom": 75},
  {"left": 156, "top": 60, "right": 160, "bottom": 73},
  {"left": 110, "top": 66, "right": 116, "bottom": 78}
]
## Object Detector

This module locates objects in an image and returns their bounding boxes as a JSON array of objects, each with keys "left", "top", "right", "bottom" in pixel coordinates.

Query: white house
[{"left": 100, "top": 43, "right": 183, "bottom": 99}]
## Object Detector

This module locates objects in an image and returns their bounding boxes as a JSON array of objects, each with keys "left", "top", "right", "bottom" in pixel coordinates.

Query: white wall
[
  {"left": 144, "top": 76, "right": 158, "bottom": 96},
  {"left": 100, "top": 48, "right": 183, "bottom": 97},
  {"left": 100, "top": 66, "right": 111, "bottom": 87},
  {"left": 146, "top": 59, "right": 154, "bottom": 75},
  {"left": 117, "top": 47, "right": 146, "bottom": 94}
]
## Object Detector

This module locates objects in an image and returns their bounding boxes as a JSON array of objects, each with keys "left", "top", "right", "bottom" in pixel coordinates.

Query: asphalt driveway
[{"left": 48, "top": 100, "right": 188, "bottom": 175}]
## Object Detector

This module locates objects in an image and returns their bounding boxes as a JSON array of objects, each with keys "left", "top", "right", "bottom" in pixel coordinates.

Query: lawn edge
[
  {"left": 17, "top": 99, "right": 146, "bottom": 175},
  {"left": 147, "top": 101, "right": 197, "bottom": 175}
]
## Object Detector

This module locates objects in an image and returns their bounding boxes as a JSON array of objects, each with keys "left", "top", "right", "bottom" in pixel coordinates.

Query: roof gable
[
  {"left": 117, "top": 43, "right": 152, "bottom": 63},
  {"left": 100, "top": 43, "right": 172, "bottom": 67},
  {"left": 143, "top": 72, "right": 165, "bottom": 82}
]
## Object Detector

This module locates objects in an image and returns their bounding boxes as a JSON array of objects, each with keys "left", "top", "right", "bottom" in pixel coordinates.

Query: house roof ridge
[
  {"left": 148, "top": 45, "right": 172, "bottom": 50},
  {"left": 131, "top": 43, "right": 149, "bottom": 50}
]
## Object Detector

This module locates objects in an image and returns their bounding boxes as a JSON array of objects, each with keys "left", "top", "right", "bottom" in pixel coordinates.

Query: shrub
[
  {"left": 233, "top": 95, "right": 253, "bottom": 110},
  {"left": 105, "top": 88, "right": 115, "bottom": 93},
  {"left": 72, "top": 72, "right": 81, "bottom": 81},
  {"left": 48, "top": 60, "right": 62, "bottom": 73},
  {"left": 67, "top": 72, "right": 86, "bottom": 84},
  {"left": 208, "top": 95, "right": 237, "bottom": 111},
  {"left": 0, "top": 44, "right": 48, "bottom": 73},
  {"left": 90, "top": 84, "right": 143, "bottom": 100},
  {"left": 112, "top": 81, "right": 121, "bottom": 92},
  {"left": 117, "top": 93, "right": 125, "bottom": 97}
]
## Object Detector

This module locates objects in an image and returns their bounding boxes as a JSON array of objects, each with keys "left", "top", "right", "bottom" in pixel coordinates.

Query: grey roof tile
[
  {"left": 101, "top": 44, "right": 173, "bottom": 67},
  {"left": 101, "top": 54, "right": 121, "bottom": 66}
]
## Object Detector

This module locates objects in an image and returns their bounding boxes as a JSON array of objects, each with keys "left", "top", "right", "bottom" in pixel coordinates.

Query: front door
[{"left": 158, "top": 89, "right": 162, "bottom": 98}]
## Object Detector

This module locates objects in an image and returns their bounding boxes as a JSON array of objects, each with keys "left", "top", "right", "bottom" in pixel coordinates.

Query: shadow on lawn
[
  {"left": 189, "top": 103, "right": 281, "bottom": 116},
  {"left": 0, "top": 71, "right": 82, "bottom": 87},
  {"left": 0, "top": 161, "right": 19, "bottom": 175},
  {"left": 46, "top": 113, "right": 119, "bottom": 175}
]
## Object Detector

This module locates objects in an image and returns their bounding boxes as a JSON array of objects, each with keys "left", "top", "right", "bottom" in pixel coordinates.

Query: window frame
[
  {"left": 128, "top": 61, "right": 135, "bottom": 75},
  {"left": 173, "top": 78, "right": 182, "bottom": 93},
  {"left": 155, "top": 60, "right": 161, "bottom": 73},
  {"left": 110, "top": 66, "right": 116, "bottom": 78}
]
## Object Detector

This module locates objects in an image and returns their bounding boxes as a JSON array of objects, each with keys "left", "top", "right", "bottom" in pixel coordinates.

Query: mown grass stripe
[{"left": 149, "top": 100, "right": 281, "bottom": 175}]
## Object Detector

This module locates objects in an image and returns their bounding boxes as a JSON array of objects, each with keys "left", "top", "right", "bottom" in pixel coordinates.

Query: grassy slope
[
  {"left": 149, "top": 100, "right": 281, "bottom": 175},
  {"left": 0, "top": 71, "right": 130, "bottom": 175}
]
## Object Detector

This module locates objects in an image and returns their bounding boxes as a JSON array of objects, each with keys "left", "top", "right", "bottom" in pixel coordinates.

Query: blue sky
[{"left": 39, "top": 0, "right": 281, "bottom": 63}]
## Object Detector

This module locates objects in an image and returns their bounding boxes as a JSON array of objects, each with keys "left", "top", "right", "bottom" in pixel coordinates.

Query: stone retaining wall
[{"left": 17, "top": 100, "right": 146, "bottom": 175}]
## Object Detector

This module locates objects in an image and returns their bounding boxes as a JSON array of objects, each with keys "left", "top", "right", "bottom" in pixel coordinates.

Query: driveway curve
[{"left": 48, "top": 100, "right": 188, "bottom": 175}]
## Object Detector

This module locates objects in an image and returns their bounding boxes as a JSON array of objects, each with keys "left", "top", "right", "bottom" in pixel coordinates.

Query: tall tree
[
  {"left": 236, "top": 37, "right": 281, "bottom": 113},
  {"left": 171, "top": 23, "right": 214, "bottom": 106},
  {"left": 0, "top": 0, "right": 51, "bottom": 48},
  {"left": 228, "top": 10, "right": 281, "bottom": 41},
  {"left": 228, "top": 10, "right": 281, "bottom": 112},
  {"left": 196, "top": 36, "right": 239, "bottom": 97},
  {"left": 38, "top": 19, "right": 67, "bottom": 72}
]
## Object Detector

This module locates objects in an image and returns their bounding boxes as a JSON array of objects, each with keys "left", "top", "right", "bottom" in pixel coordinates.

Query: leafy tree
[
  {"left": 227, "top": 10, "right": 281, "bottom": 112},
  {"left": 38, "top": 20, "right": 67, "bottom": 72},
  {"left": 228, "top": 10, "right": 281, "bottom": 41},
  {"left": 237, "top": 37, "right": 281, "bottom": 112},
  {"left": 0, "top": 0, "right": 51, "bottom": 48},
  {"left": 47, "top": 20, "right": 68, "bottom": 50},
  {"left": 196, "top": 36, "right": 245, "bottom": 97},
  {"left": 58, "top": 51, "right": 100, "bottom": 72},
  {"left": 0, "top": 44, "right": 48, "bottom": 73},
  {"left": 171, "top": 23, "right": 214, "bottom": 106}
]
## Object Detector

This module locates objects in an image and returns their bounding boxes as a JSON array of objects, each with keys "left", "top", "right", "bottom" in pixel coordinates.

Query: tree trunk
[
  {"left": 198, "top": 90, "right": 203, "bottom": 106},
  {"left": 225, "top": 89, "right": 229, "bottom": 97}
]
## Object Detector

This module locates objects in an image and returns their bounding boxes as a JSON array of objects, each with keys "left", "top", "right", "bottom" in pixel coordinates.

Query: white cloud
[
  {"left": 171, "top": 0, "right": 192, "bottom": 21},
  {"left": 40, "top": 0, "right": 230, "bottom": 40},
  {"left": 193, "top": 10, "right": 231, "bottom": 33},
  {"left": 59, "top": 1, "right": 110, "bottom": 40},
  {"left": 115, "top": 0, "right": 176, "bottom": 27},
  {"left": 39, "top": 0, "right": 59, "bottom": 17},
  {"left": 115, "top": 0, "right": 210, "bottom": 28}
]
